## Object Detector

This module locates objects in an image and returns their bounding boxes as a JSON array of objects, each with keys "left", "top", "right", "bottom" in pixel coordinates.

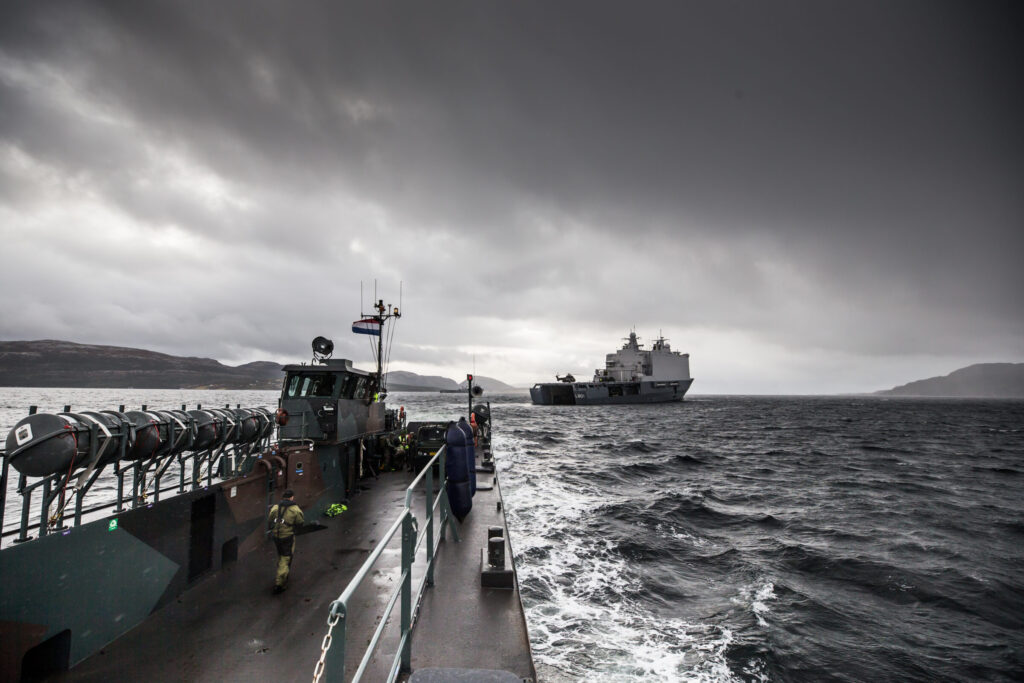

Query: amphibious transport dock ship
[
  {"left": 531, "top": 331, "right": 693, "bottom": 405},
  {"left": 1, "top": 310, "right": 535, "bottom": 682}
]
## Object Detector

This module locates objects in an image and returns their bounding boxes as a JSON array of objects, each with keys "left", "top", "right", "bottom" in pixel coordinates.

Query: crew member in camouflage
[{"left": 268, "top": 489, "right": 304, "bottom": 593}]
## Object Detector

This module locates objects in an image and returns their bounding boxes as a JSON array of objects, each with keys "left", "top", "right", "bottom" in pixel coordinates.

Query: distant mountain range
[
  {"left": 0, "top": 340, "right": 284, "bottom": 389},
  {"left": 0, "top": 340, "right": 518, "bottom": 392},
  {"left": 384, "top": 370, "right": 460, "bottom": 392},
  {"left": 457, "top": 376, "right": 520, "bottom": 392},
  {"left": 4, "top": 341, "right": 1018, "bottom": 396},
  {"left": 876, "top": 363, "right": 1024, "bottom": 398},
  {"left": 384, "top": 371, "right": 518, "bottom": 393}
]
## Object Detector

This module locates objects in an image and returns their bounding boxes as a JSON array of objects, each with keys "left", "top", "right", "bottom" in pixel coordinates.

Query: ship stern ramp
[{"left": 529, "top": 383, "right": 575, "bottom": 405}]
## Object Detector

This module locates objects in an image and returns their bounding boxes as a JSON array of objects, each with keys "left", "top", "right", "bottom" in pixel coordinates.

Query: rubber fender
[
  {"left": 444, "top": 422, "right": 469, "bottom": 482},
  {"left": 447, "top": 479, "right": 472, "bottom": 522},
  {"left": 457, "top": 418, "right": 477, "bottom": 496}
]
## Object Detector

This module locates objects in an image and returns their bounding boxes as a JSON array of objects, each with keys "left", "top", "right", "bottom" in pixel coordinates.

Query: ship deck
[{"left": 51, "top": 466, "right": 534, "bottom": 682}]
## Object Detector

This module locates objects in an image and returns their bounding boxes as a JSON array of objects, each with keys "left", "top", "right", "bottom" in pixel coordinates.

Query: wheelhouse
[{"left": 277, "top": 359, "right": 383, "bottom": 443}]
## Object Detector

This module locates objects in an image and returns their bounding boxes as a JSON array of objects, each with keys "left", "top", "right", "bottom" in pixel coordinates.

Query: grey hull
[{"left": 530, "top": 379, "right": 693, "bottom": 405}]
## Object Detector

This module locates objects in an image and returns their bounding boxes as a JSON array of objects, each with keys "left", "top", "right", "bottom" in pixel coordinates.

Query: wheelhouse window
[
  {"left": 285, "top": 373, "right": 337, "bottom": 398},
  {"left": 339, "top": 373, "right": 358, "bottom": 399}
]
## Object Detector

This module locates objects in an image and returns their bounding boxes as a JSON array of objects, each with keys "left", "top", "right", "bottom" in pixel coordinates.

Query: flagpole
[
  {"left": 356, "top": 292, "right": 401, "bottom": 399},
  {"left": 376, "top": 299, "right": 385, "bottom": 386}
]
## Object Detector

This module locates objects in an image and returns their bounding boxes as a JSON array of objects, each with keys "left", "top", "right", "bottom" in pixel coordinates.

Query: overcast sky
[{"left": 1, "top": 1, "right": 1021, "bottom": 393}]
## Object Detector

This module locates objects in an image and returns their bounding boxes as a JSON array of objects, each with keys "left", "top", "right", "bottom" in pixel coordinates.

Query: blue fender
[
  {"left": 447, "top": 481, "right": 472, "bottom": 522},
  {"left": 445, "top": 421, "right": 472, "bottom": 520},
  {"left": 457, "top": 417, "right": 477, "bottom": 496}
]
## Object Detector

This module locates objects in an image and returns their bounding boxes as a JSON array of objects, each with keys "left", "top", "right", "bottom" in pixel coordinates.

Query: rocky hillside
[
  {"left": 0, "top": 340, "right": 517, "bottom": 392},
  {"left": 384, "top": 370, "right": 461, "bottom": 392},
  {"left": 877, "top": 363, "right": 1024, "bottom": 398},
  {"left": 0, "top": 340, "right": 283, "bottom": 389},
  {"left": 458, "top": 375, "right": 521, "bottom": 392}
]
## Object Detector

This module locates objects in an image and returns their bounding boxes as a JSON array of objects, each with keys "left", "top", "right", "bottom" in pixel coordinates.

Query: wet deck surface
[
  {"left": 411, "top": 471, "right": 534, "bottom": 679},
  {"left": 53, "top": 462, "right": 534, "bottom": 682}
]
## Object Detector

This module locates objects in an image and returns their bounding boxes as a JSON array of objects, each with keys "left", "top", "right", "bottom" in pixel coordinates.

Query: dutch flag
[{"left": 352, "top": 318, "right": 382, "bottom": 336}]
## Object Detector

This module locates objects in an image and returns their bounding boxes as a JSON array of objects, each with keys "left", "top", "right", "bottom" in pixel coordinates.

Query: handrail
[
  {"left": 404, "top": 450, "right": 437, "bottom": 509},
  {"left": 1, "top": 480, "right": 184, "bottom": 539},
  {"left": 316, "top": 444, "right": 460, "bottom": 682},
  {"left": 1, "top": 445, "right": 261, "bottom": 541}
]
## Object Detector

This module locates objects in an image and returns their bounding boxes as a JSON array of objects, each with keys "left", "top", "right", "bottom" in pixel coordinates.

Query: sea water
[{"left": 3, "top": 390, "right": 1022, "bottom": 681}]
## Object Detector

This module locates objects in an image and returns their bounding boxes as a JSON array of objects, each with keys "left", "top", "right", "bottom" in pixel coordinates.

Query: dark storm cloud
[{"left": 1, "top": 1, "right": 1021, "bottom": 390}]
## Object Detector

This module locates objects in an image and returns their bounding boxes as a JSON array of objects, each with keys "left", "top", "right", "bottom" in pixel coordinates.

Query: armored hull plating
[{"left": 531, "top": 332, "right": 693, "bottom": 405}]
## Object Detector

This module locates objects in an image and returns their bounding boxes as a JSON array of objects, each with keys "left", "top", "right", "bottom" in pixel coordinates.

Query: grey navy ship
[{"left": 530, "top": 331, "right": 693, "bottom": 405}]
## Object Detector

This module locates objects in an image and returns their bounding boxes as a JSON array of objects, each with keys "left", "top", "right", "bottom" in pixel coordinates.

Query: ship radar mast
[
  {"left": 622, "top": 331, "right": 642, "bottom": 350},
  {"left": 359, "top": 280, "right": 402, "bottom": 399}
]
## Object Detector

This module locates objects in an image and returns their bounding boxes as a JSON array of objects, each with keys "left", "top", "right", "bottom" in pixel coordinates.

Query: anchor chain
[{"left": 312, "top": 608, "right": 341, "bottom": 683}]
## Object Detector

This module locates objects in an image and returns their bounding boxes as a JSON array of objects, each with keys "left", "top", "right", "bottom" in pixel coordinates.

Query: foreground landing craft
[{"left": 1, "top": 309, "right": 534, "bottom": 681}]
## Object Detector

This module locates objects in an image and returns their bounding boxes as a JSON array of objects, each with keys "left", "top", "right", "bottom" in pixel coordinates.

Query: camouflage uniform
[{"left": 268, "top": 498, "right": 305, "bottom": 590}]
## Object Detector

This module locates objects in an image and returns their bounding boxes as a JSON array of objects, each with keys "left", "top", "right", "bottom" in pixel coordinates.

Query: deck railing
[{"left": 314, "top": 445, "right": 460, "bottom": 683}]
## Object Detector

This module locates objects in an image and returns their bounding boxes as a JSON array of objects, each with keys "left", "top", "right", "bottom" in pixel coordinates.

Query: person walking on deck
[{"left": 268, "top": 489, "right": 304, "bottom": 593}]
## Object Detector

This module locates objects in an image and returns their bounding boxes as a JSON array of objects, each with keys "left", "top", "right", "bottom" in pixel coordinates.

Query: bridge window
[
  {"left": 340, "top": 373, "right": 358, "bottom": 398},
  {"left": 286, "top": 373, "right": 337, "bottom": 398}
]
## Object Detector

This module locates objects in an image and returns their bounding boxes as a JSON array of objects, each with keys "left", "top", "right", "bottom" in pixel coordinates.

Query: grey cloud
[{"left": 1, "top": 1, "right": 1021, "bottom": 390}]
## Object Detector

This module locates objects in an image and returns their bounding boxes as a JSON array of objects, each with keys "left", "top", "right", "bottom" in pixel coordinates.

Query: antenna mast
[{"left": 361, "top": 291, "right": 401, "bottom": 393}]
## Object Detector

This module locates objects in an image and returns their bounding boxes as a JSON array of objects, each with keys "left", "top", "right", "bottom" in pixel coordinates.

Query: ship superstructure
[{"left": 530, "top": 331, "right": 693, "bottom": 405}]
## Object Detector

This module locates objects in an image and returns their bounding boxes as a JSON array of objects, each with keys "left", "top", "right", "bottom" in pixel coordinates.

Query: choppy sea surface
[{"left": 3, "top": 390, "right": 1024, "bottom": 681}]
